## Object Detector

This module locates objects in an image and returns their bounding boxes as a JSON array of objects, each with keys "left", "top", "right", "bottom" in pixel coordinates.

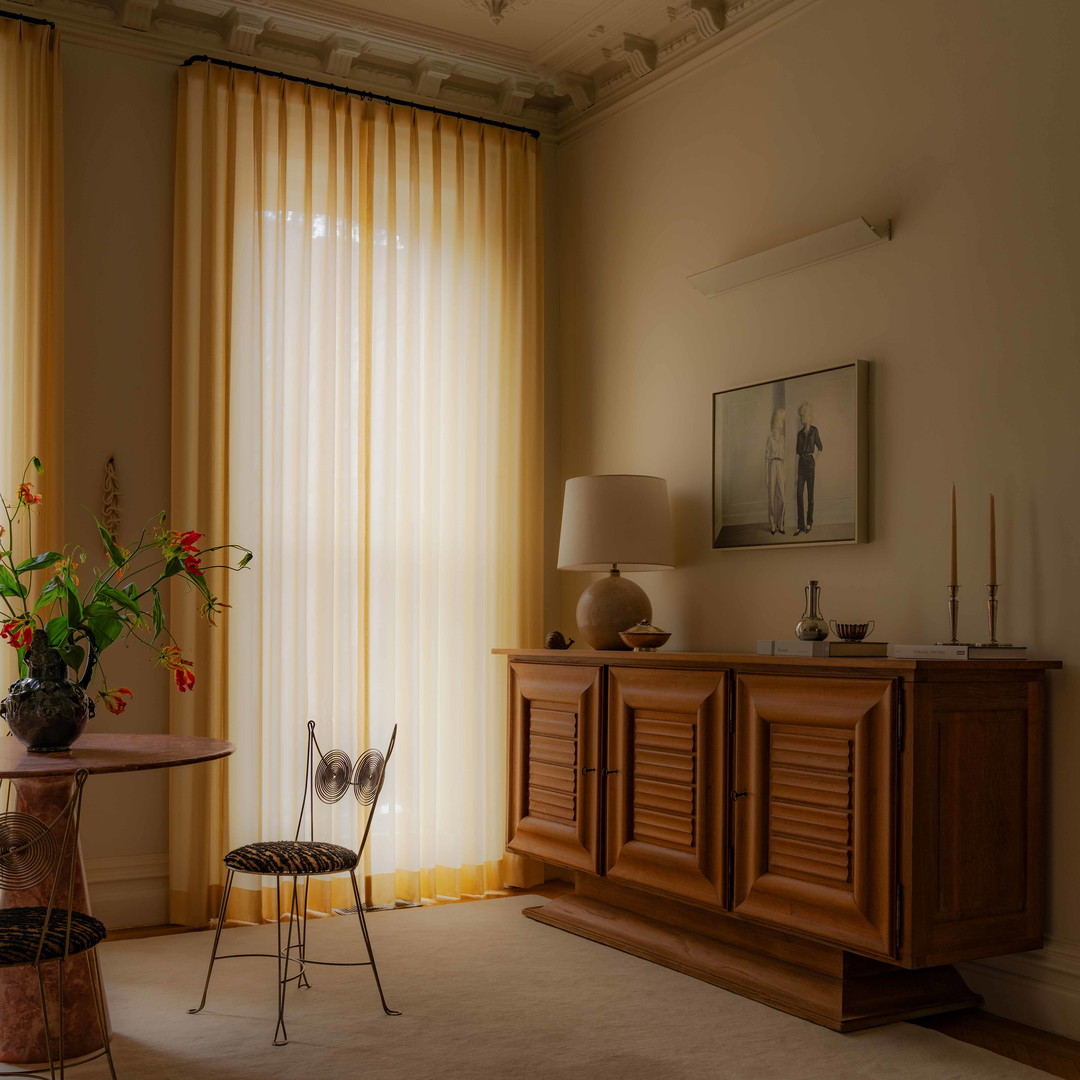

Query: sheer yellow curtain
[
  {"left": 0, "top": 16, "right": 63, "bottom": 489},
  {"left": 171, "top": 61, "right": 542, "bottom": 927},
  {"left": 0, "top": 15, "right": 64, "bottom": 695}
]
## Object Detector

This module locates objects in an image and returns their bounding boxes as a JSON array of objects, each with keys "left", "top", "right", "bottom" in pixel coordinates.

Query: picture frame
[{"left": 712, "top": 360, "right": 868, "bottom": 550}]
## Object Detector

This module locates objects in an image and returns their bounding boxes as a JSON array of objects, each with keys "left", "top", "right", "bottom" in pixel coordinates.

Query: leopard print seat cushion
[
  {"left": 224, "top": 840, "right": 358, "bottom": 876},
  {"left": 0, "top": 907, "right": 107, "bottom": 965}
]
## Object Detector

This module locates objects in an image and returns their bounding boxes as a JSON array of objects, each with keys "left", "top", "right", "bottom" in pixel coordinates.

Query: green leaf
[
  {"left": 64, "top": 583, "right": 83, "bottom": 627},
  {"left": 151, "top": 588, "right": 164, "bottom": 640},
  {"left": 0, "top": 566, "right": 28, "bottom": 598},
  {"left": 123, "top": 582, "right": 139, "bottom": 600},
  {"left": 162, "top": 556, "right": 182, "bottom": 578},
  {"left": 33, "top": 579, "right": 65, "bottom": 614},
  {"left": 98, "top": 585, "right": 142, "bottom": 617},
  {"left": 15, "top": 551, "right": 62, "bottom": 574},
  {"left": 95, "top": 519, "right": 127, "bottom": 569},
  {"left": 30, "top": 457, "right": 43, "bottom": 474},
  {"left": 56, "top": 643, "right": 85, "bottom": 674},
  {"left": 86, "top": 610, "right": 124, "bottom": 652},
  {"left": 189, "top": 573, "right": 212, "bottom": 601},
  {"left": 238, "top": 551, "right": 253, "bottom": 569},
  {"left": 45, "top": 615, "right": 69, "bottom": 647}
]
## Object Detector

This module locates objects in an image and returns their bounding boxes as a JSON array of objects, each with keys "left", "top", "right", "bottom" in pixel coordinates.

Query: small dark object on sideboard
[{"left": 544, "top": 631, "right": 575, "bottom": 650}]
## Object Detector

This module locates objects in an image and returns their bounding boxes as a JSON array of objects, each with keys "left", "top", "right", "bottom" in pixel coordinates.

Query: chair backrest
[
  {"left": 294, "top": 723, "right": 397, "bottom": 859},
  {"left": 0, "top": 769, "right": 90, "bottom": 965}
]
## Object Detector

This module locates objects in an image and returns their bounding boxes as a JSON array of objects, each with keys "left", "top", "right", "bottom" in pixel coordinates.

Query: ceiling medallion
[{"left": 460, "top": 0, "right": 534, "bottom": 26}]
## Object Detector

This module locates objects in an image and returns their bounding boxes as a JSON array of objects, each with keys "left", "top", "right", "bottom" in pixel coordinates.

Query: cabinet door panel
[
  {"left": 507, "top": 662, "right": 602, "bottom": 873},
  {"left": 733, "top": 674, "right": 896, "bottom": 959},
  {"left": 605, "top": 667, "right": 727, "bottom": 908}
]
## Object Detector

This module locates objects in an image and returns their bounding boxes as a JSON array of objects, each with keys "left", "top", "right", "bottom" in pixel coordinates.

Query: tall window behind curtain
[
  {"left": 171, "top": 61, "right": 542, "bottom": 927},
  {"left": 0, "top": 16, "right": 64, "bottom": 696}
]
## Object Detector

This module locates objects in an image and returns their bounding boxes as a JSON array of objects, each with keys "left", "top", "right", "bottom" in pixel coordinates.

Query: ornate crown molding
[{"left": 3, "top": 0, "right": 807, "bottom": 139}]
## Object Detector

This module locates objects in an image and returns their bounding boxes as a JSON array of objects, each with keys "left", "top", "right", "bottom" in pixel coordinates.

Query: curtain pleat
[
  {"left": 171, "top": 62, "right": 542, "bottom": 927},
  {"left": 0, "top": 18, "right": 64, "bottom": 688}
]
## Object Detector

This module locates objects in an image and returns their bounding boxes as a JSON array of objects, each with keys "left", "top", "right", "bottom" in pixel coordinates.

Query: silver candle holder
[
  {"left": 976, "top": 584, "right": 1012, "bottom": 648},
  {"left": 937, "top": 585, "right": 964, "bottom": 646}
]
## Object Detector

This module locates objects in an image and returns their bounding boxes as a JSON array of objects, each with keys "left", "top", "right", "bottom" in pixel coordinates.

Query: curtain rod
[
  {"left": 183, "top": 55, "right": 541, "bottom": 140},
  {"left": 0, "top": 7, "right": 55, "bottom": 27}
]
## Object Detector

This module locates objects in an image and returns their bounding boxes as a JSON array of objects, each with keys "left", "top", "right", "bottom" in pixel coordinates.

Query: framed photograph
[{"left": 712, "top": 360, "right": 868, "bottom": 550}]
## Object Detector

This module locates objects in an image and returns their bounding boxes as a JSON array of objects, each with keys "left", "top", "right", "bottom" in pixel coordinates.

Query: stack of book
[
  {"left": 889, "top": 643, "right": 1027, "bottom": 659},
  {"left": 757, "top": 640, "right": 889, "bottom": 657},
  {"left": 756, "top": 641, "right": 1029, "bottom": 659}
]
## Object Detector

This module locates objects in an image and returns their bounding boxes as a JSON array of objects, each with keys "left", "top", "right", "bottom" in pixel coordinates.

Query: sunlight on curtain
[
  {"left": 171, "top": 61, "right": 543, "bottom": 926},
  {"left": 0, "top": 17, "right": 64, "bottom": 694}
]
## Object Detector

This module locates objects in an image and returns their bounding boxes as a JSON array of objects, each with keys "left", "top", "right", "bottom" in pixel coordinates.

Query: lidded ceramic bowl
[{"left": 618, "top": 620, "right": 671, "bottom": 652}]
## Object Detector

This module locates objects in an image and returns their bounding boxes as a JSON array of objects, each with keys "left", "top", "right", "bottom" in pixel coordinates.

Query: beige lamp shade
[
  {"left": 557, "top": 475, "right": 674, "bottom": 651},
  {"left": 557, "top": 475, "right": 674, "bottom": 572}
]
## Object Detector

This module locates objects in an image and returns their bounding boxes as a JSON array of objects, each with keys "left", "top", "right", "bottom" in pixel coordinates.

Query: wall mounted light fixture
[{"left": 688, "top": 217, "right": 891, "bottom": 297}]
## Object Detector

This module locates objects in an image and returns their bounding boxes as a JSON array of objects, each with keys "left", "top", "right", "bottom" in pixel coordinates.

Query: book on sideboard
[
  {"left": 758, "top": 640, "right": 890, "bottom": 658},
  {"left": 889, "top": 643, "right": 1028, "bottom": 659}
]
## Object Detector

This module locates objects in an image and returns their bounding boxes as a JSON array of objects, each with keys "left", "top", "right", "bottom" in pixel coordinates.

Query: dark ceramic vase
[{"left": 1, "top": 629, "right": 95, "bottom": 752}]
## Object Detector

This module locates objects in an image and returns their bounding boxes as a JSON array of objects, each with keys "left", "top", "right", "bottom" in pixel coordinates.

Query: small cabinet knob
[
  {"left": 603, "top": 768, "right": 619, "bottom": 776},
  {"left": 581, "top": 767, "right": 596, "bottom": 775},
  {"left": 730, "top": 790, "right": 749, "bottom": 801}
]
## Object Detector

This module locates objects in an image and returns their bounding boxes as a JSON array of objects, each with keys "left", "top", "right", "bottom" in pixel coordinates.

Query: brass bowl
[
  {"left": 829, "top": 620, "right": 875, "bottom": 642},
  {"left": 618, "top": 620, "right": 671, "bottom": 652}
]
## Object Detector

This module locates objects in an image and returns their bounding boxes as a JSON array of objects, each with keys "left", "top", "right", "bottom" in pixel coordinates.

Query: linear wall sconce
[{"left": 688, "top": 217, "right": 891, "bottom": 298}]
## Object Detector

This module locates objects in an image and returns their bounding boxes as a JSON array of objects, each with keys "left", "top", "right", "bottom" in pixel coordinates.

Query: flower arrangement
[{"left": 0, "top": 459, "right": 251, "bottom": 715}]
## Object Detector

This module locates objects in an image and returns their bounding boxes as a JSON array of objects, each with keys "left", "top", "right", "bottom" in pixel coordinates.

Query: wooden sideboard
[{"left": 497, "top": 649, "right": 1061, "bottom": 1031}]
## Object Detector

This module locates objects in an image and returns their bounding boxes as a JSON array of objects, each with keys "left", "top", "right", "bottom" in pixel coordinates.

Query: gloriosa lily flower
[
  {"left": 99, "top": 686, "right": 133, "bottom": 715},
  {"left": 15, "top": 482, "right": 42, "bottom": 506},
  {"left": 159, "top": 645, "right": 196, "bottom": 693},
  {"left": 1, "top": 617, "right": 34, "bottom": 650}
]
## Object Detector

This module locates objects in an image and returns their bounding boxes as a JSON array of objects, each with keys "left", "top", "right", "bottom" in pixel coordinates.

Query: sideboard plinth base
[{"left": 523, "top": 876, "right": 980, "bottom": 1032}]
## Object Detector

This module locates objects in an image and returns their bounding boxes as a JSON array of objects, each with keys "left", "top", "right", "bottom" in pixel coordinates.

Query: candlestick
[
  {"left": 976, "top": 583, "right": 1012, "bottom": 648},
  {"left": 937, "top": 585, "right": 962, "bottom": 646},
  {"left": 989, "top": 493, "right": 997, "bottom": 587},
  {"left": 950, "top": 483, "right": 957, "bottom": 587}
]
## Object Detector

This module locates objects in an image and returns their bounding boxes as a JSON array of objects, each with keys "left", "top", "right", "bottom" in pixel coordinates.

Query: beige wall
[
  {"left": 62, "top": 44, "right": 176, "bottom": 921},
  {"left": 554, "top": 0, "right": 1080, "bottom": 1035}
]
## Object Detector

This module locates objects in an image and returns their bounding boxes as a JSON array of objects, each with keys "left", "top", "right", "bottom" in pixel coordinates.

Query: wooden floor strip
[{"left": 914, "top": 1010, "right": 1080, "bottom": 1079}]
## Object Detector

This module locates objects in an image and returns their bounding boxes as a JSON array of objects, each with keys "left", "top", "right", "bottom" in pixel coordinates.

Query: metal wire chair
[
  {"left": 189, "top": 722, "right": 400, "bottom": 1045},
  {"left": 0, "top": 769, "right": 117, "bottom": 1079}
]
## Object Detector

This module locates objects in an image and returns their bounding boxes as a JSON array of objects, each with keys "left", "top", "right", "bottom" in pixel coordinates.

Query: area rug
[{"left": 63, "top": 895, "right": 1048, "bottom": 1078}]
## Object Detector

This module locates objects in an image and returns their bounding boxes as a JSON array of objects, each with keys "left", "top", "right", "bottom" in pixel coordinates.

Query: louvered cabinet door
[
  {"left": 732, "top": 674, "right": 897, "bottom": 959},
  {"left": 506, "top": 662, "right": 603, "bottom": 873},
  {"left": 604, "top": 667, "right": 728, "bottom": 908}
]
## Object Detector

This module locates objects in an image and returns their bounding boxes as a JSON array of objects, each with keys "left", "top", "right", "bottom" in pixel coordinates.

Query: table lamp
[{"left": 557, "top": 474, "right": 674, "bottom": 650}]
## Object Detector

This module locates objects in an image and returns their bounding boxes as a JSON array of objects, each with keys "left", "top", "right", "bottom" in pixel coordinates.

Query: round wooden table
[{"left": 0, "top": 733, "right": 234, "bottom": 1067}]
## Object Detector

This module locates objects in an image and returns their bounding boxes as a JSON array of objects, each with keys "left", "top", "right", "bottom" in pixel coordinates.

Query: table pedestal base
[{"left": 0, "top": 776, "right": 108, "bottom": 1064}]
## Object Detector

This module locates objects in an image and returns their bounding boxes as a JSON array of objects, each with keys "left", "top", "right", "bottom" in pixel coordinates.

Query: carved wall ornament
[
  {"left": 102, "top": 457, "right": 121, "bottom": 543},
  {"left": 460, "top": 0, "right": 534, "bottom": 26}
]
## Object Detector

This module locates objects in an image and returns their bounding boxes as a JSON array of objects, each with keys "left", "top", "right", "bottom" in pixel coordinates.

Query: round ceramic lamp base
[{"left": 576, "top": 571, "right": 652, "bottom": 651}]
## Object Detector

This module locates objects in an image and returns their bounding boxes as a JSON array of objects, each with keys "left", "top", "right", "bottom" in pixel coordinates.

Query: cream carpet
[{"left": 70, "top": 895, "right": 1049, "bottom": 1079}]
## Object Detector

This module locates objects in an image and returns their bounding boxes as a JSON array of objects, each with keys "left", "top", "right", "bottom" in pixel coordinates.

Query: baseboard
[
  {"left": 960, "top": 937, "right": 1080, "bottom": 1041},
  {"left": 85, "top": 853, "right": 169, "bottom": 930}
]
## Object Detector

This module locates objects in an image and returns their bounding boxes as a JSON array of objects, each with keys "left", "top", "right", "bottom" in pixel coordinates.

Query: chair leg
[
  {"left": 57, "top": 954, "right": 66, "bottom": 1080},
  {"left": 36, "top": 966, "right": 57, "bottom": 1080},
  {"left": 349, "top": 870, "right": 400, "bottom": 1017},
  {"left": 273, "top": 877, "right": 295, "bottom": 1047},
  {"left": 189, "top": 869, "right": 235, "bottom": 1015},
  {"left": 294, "top": 876, "right": 311, "bottom": 991},
  {"left": 87, "top": 950, "right": 118, "bottom": 1080}
]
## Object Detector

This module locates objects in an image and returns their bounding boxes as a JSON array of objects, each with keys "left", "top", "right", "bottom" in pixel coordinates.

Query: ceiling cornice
[{"left": 2, "top": 0, "right": 807, "bottom": 141}]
